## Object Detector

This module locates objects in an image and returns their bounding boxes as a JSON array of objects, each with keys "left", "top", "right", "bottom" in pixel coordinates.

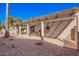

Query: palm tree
[
  {"left": 8, "top": 16, "right": 23, "bottom": 34},
  {"left": 9, "top": 16, "right": 14, "bottom": 27},
  {"left": 13, "top": 17, "right": 23, "bottom": 33},
  {"left": 0, "top": 22, "right": 2, "bottom": 32},
  {"left": 14, "top": 17, "right": 22, "bottom": 26},
  {"left": 8, "top": 17, "right": 22, "bottom": 28}
]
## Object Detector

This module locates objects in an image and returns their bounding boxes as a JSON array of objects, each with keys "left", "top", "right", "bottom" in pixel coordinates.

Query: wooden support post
[
  {"left": 75, "top": 15, "right": 79, "bottom": 49},
  {"left": 26, "top": 24, "right": 29, "bottom": 36},
  {"left": 19, "top": 26, "right": 21, "bottom": 35},
  {"left": 41, "top": 22, "right": 44, "bottom": 37}
]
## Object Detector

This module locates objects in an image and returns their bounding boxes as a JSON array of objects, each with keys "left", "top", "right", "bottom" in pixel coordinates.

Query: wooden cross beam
[
  {"left": 19, "top": 16, "right": 75, "bottom": 26},
  {"left": 28, "top": 16, "right": 75, "bottom": 24}
]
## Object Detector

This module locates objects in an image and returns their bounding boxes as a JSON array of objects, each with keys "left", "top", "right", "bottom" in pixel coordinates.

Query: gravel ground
[{"left": 0, "top": 34, "right": 79, "bottom": 56}]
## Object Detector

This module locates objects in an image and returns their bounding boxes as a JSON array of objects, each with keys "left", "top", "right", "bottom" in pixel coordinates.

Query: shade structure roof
[{"left": 19, "top": 7, "right": 79, "bottom": 26}]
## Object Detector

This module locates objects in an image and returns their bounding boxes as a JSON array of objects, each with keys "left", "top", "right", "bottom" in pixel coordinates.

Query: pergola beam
[
  {"left": 44, "top": 16, "right": 74, "bottom": 23},
  {"left": 19, "top": 16, "right": 75, "bottom": 26}
]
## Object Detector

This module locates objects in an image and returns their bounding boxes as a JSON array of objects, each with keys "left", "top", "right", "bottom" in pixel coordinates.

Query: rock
[{"left": 11, "top": 44, "right": 15, "bottom": 48}]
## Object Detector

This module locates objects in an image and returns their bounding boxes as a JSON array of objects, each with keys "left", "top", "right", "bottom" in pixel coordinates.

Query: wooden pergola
[{"left": 11, "top": 6, "right": 79, "bottom": 49}]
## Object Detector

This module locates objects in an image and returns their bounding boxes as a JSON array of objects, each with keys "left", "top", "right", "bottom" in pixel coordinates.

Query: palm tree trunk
[
  {"left": 5, "top": 3, "right": 10, "bottom": 37},
  {"left": 6, "top": 3, "right": 9, "bottom": 31}
]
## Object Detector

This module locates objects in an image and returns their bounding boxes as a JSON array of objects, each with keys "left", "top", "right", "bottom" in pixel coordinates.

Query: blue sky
[{"left": 0, "top": 3, "right": 79, "bottom": 23}]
